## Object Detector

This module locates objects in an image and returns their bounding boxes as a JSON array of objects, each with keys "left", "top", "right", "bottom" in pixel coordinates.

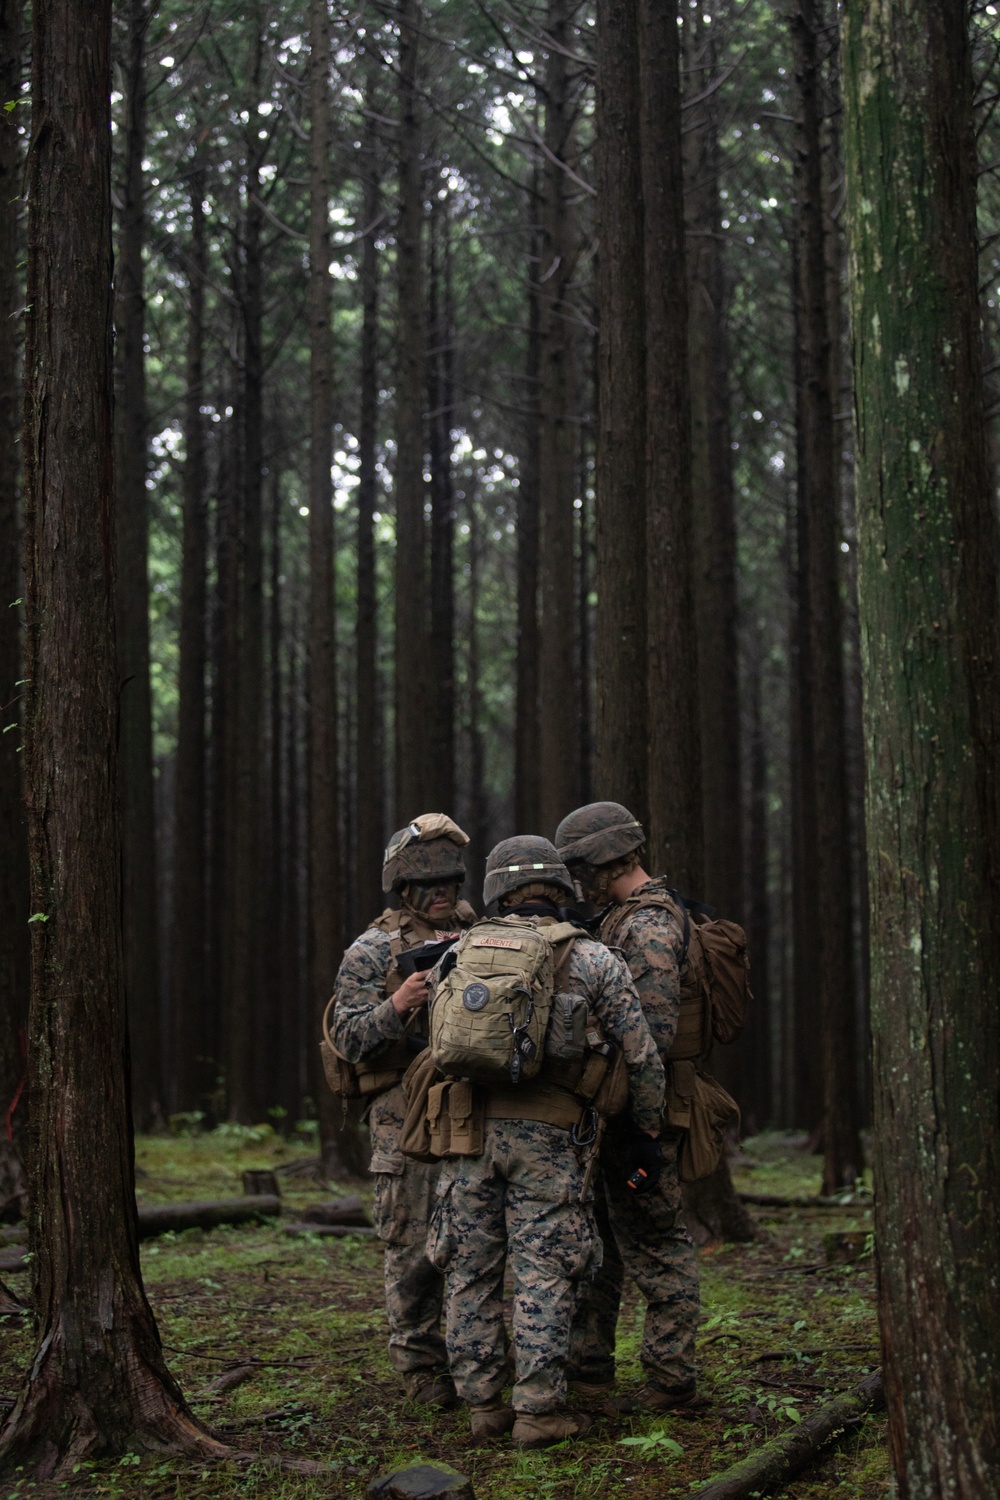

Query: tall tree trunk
[
  {"left": 537, "top": 0, "right": 580, "bottom": 837},
  {"left": 594, "top": 0, "right": 647, "bottom": 822},
  {"left": 394, "top": 0, "right": 429, "bottom": 822},
  {"left": 789, "top": 230, "right": 822, "bottom": 1134},
  {"left": 464, "top": 493, "right": 488, "bottom": 899},
  {"left": 426, "top": 192, "right": 456, "bottom": 813},
  {"left": 792, "top": 0, "right": 859, "bottom": 1188},
  {"left": 170, "top": 166, "right": 209, "bottom": 1117},
  {"left": 641, "top": 0, "right": 700, "bottom": 894},
  {"left": 226, "top": 24, "right": 266, "bottom": 1123},
  {"left": 114, "top": 0, "right": 161, "bottom": 1125},
  {"left": 307, "top": 0, "right": 342, "bottom": 1168},
  {"left": 745, "top": 646, "right": 771, "bottom": 1132},
  {"left": 355, "top": 60, "right": 383, "bottom": 919},
  {"left": 259, "top": 468, "right": 283, "bottom": 1116},
  {"left": 845, "top": 2, "right": 1000, "bottom": 1493},
  {"left": 0, "top": 0, "right": 220, "bottom": 1467},
  {"left": 514, "top": 166, "right": 541, "bottom": 832},
  {"left": 0, "top": 0, "right": 28, "bottom": 1167},
  {"left": 684, "top": 10, "right": 742, "bottom": 916}
]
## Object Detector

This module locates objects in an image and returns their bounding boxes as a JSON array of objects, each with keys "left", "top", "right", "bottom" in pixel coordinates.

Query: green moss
[{"left": 0, "top": 1132, "right": 888, "bottom": 1499}]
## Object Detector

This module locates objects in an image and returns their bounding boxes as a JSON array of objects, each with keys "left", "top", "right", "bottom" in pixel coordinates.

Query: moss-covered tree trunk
[
  {"left": 0, "top": 0, "right": 28, "bottom": 1175},
  {"left": 0, "top": 0, "right": 222, "bottom": 1472},
  {"left": 844, "top": 0, "right": 1000, "bottom": 1492}
]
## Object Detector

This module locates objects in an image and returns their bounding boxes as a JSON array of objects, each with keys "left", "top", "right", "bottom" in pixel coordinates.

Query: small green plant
[{"left": 620, "top": 1427, "right": 685, "bottom": 1458}]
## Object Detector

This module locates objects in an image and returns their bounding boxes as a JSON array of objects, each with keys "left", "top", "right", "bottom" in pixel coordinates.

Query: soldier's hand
[
  {"left": 392, "top": 971, "right": 431, "bottom": 1015},
  {"left": 625, "top": 1133, "right": 662, "bottom": 1194}
]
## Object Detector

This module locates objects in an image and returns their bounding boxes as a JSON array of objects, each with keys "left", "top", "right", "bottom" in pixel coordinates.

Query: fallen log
[
  {"left": 691, "top": 1369, "right": 884, "bottom": 1499},
  {"left": 283, "top": 1222, "right": 376, "bottom": 1239},
  {"left": 739, "top": 1192, "right": 872, "bottom": 1210},
  {"left": 0, "top": 1247, "right": 27, "bottom": 1274},
  {"left": 138, "top": 1196, "right": 281, "bottom": 1237},
  {"left": 301, "top": 1195, "right": 372, "bottom": 1227}
]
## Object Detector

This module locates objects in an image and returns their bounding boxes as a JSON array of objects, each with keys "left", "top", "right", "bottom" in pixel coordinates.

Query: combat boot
[
  {"left": 469, "top": 1399, "right": 515, "bottom": 1439},
  {"left": 609, "top": 1383, "right": 699, "bottom": 1415},
  {"left": 512, "top": 1411, "right": 593, "bottom": 1449},
  {"left": 405, "top": 1370, "right": 461, "bottom": 1410},
  {"left": 567, "top": 1377, "right": 615, "bottom": 1401}
]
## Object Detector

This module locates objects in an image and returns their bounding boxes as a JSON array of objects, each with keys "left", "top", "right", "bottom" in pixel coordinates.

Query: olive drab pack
[
  {"left": 428, "top": 917, "right": 585, "bottom": 1086},
  {"left": 601, "top": 889, "right": 751, "bottom": 1063}
]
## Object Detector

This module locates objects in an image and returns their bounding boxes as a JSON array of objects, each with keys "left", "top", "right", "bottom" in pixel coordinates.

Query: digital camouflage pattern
[
  {"left": 427, "top": 923, "right": 665, "bottom": 1413},
  {"left": 332, "top": 903, "right": 474, "bottom": 1381},
  {"left": 554, "top": 801, "right": 645, "bottom": 869},
  {"left": 600, "top": 877, "right": 685, "bottom": 1060},
  {"left": 429, "top": 1118, "right": 601, "bottom": 1413},
  {"left": 369, "top": 1082, "right": 450, "bottom": 1377},
  {"left": 569, "top": 1132, "right": 699, "bottom": 1392},
  {"left": 570, "top": 880, "right": 700, "bottom": 1393}
]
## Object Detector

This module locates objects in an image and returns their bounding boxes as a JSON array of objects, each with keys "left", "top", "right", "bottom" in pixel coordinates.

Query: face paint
[{"left": 402, "top": 881, "right": 460, "bottom": 920}]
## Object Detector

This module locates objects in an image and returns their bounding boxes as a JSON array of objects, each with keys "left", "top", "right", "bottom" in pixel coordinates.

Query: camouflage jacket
[
  {"left": 599, "top": 878, "right": 685, "bottom": 1061},
  {"left": 332, "top": 903, "right": 476, "bottom": 1064},
  {"left": 556, "top": 927, "right": 665, "bottom": 1133}
]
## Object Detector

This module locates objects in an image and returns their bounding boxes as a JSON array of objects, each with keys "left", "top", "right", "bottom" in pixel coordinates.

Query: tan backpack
[{"left": 428, "top": 917, "right": 585, "bottom": 1085}]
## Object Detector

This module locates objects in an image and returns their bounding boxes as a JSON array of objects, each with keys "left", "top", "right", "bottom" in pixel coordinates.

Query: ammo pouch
[
  {"left": 399, "top": 1058, "right": 486, "bottom": 1162},
  {"left": 666, "top": 1060, "right": 740, "bottom": 1182}
]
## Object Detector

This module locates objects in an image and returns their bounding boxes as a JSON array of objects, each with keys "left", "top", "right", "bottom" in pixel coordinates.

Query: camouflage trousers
[
  {"left": 569, "top": 1132, "right": 699, "bottom": 1392},
  {"left": 428, "top": 1118, "right": 602, "bottom": 1414},
  {"left": 369, "top": 1084, "right": 448, "bottom": 1380}
]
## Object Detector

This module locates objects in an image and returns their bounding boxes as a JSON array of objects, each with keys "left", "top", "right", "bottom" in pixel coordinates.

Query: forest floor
[{"left": 0, "top": 1129, "right": 889, "bottom": 1500}]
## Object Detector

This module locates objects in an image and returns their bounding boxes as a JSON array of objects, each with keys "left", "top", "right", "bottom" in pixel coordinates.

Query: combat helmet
[
  {"left": 554, "top": 801, "right": 645, "bottom": 869},
  {"left": 483, "top": 835, "right": 575, "bottom": 908},
  {"left": 382, "top": 813, "right": 470, "bottom": 894}
]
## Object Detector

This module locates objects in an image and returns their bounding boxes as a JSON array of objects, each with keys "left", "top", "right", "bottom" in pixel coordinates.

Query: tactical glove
[{"left": 625, "top": 1133, "right": 662, "bottom": 1194}]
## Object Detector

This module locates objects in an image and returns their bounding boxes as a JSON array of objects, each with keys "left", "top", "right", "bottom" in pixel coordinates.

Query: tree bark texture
[
  {"left": 515, "top": 165, "right": 541, "bottom": 833},
  {"left": 684, "top": 12, "right": 741, "bottom": 915},
  {"left": 114, "top": 0, "right": 161, "bottom": 1124},
  {"left": 225, "top": 23, "right": 266, "bottom": 1122},
  {"left": 537, "top": 0, "right": 580, "bottom": 838},
  {"left": 792, "top": 0, "right": 860, "bottom": 1193},
  {"left": 594, "top": 0, "right": 647, "bottom": 824},
  {"left": 0, "top": 0, "right": 220, "bottom": 1471},
  {"left": 845, "top": 0, "right": 1000, "bottom": 1493},
  {"left": 394, "top": 0, "right": 430, "bottom": 823},
  {"left": 641, "top": 0, "right": 701, "bottom": 894},
  {"left": 426, "top": 193, "right": 456, "bottom": 814},
  {"left": 307, "top": 0, "right": 342, "bottom": 1167},
  {"left": 355, "top": 58, "right": 383, "bottom": 921},
  {"left": 170, "top": 166, "right": 209, "bottom": 1116},
  {"left": 0, "top": 0, "right": 28, "bottom": 1160}
]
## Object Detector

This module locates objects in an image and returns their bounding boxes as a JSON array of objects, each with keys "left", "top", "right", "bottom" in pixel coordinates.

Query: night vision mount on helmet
[{"left": 382, "top": 812, "right": 470, "bottom": 894}]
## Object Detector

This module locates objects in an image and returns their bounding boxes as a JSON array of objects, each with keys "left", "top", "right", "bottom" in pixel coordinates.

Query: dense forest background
[{"left": 2, "top": 0, "right": 1000, "bottom": 1171}]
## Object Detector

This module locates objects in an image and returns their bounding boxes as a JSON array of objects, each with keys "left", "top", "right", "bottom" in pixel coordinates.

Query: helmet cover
[
  {"left": 382, "top": 812, "right": 469, "bottom": 894},
  {"left": 483, "top": 835, "right": 575, "bottom": 907}
]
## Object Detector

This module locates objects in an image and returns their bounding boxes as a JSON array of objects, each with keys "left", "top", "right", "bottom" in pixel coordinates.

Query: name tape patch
[{"left": 470, "top": 936, "right": 523, "bottom": 950}]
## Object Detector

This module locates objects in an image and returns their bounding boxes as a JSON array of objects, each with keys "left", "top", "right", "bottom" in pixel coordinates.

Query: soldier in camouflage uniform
[
  {"left": 426, "top": 837, "right": 665, "bottom": 1448},
  {"left": 556, "top": 801, "right": 701, "bottom": 1413},
  {"left": 331, "top": 814, "right": 476, "bottom": 1408}
]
